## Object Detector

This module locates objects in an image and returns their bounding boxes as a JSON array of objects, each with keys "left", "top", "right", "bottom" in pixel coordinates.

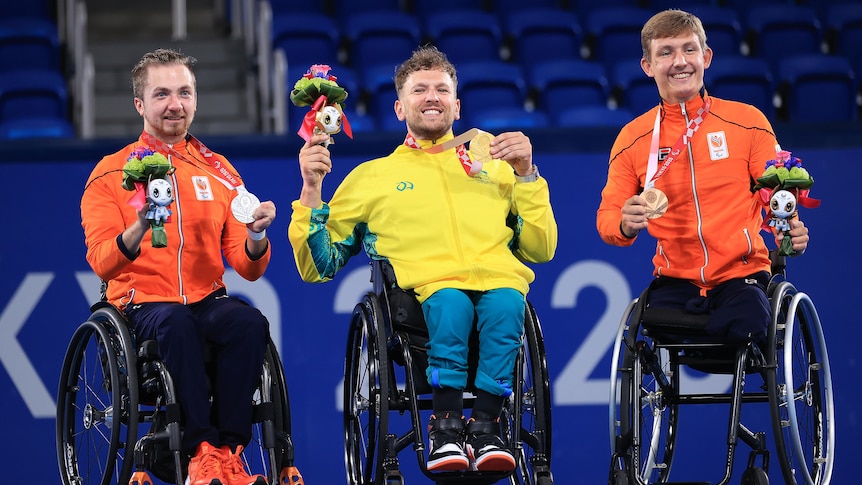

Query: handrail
[
  {"left": 257, "top": 0, "right": 273, "bottom": 133},
  {"left": 172, "top": 0, "right": 187, "bottom": 40},
  {"left": 273, "top": 48, "right": 287, "bottom": 135}
]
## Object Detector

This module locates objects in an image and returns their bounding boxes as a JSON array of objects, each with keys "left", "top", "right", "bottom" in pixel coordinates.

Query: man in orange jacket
[
  {"left": 596, "top": 9, "right": 810, "bottom": 343},
  {"left": 81, "top": 48, "right": 275, "bottom": 485}
]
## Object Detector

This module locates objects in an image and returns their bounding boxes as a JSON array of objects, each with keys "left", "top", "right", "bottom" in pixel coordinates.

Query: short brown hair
[
  {"left": 131, "top": 48, "right": 197, "bottom": 99},
  {"left": 641, "top": 9, "right": 708, "bottom": 61},
  {"left": 394, "top": 45, "right": 458, "bottom": 96}
]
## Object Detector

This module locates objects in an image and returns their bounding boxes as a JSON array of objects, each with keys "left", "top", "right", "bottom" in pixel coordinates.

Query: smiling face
[
  {"left": 394, "top": 68, "right": 460, "bottom": 141},
  {"left": 641, "top": 32, "right": 712, "bottom": 105},
  {"left": 134, "top": 63, "right": 197, "bottom": 144}
]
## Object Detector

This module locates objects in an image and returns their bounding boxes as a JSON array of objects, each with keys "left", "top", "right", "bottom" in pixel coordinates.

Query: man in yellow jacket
[
  {"left": 81, "top": 48, "right": 275, "bottom": 485},
  {"left": 289, "top": 46, "right": 557, "bottom": 472},
  {"left": 596, "top": 9, "right": 810, "bottom": 343}
]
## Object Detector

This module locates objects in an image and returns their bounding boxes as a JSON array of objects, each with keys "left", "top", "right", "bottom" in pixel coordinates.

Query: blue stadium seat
[
  {"left": 584, "top": 7, "right": 654, "bottom": 69},
  {"left": 825, "top": 3, "right": 862, "bottom": 63},
  {"left": 474, "top": 107, "right": 549, "bottom": 132},
  {"left": 688, "top": 6, "right": 744, "bottom": 58},
  {"left": 413, "top": 0, "right": 486, "bottom": 17},
  {"left": 611, "top": 58, "right": 660, "bottom": 116},
  {"left": 0, "top": 116, "right": 74, "bottom": 140},
  {"left": 645, "top": 0, "right": 713, "bottom": 11},
  {"left": 424, "top": 9, "right": 503, "bottom": 66},
  {"left": 331, "top": 0, "right": 403, "bottom": 19},
  {"left": 704, "top": 56, "right": 775, "bottom": 119},
  {"left": 0, "top": 18, "right": 61, "bottom": 73},
  {"left": 361, "top": 63, "right": 399, "bottom": 130},
  {"left": 456, "top": 60, "right": 527, "bottom": 129},
  {"left": 528, "top": 59, "right": 609, "bottom": 114},
  {"left": 556, "top": 106, "right": 634, "bottom": 128},
  {"left": 4, "top": 0, "right": 55, "bottom": 20},
  {"left": 343, "top": 11, "right": 421, "bottom": 69},
  {"left": 268, "top": 0, "right": 329, "bottom": 15},
  {"left": 777, "top": 54, "right": 856, "bottom": 121},
  {"left": 271, "top": 13, "right": 341, "bottom": 70},
  {"left": 0, "top": 68, "right": 68, "bottom": 123},
  {"left": 503, "top": 7, "right": 583, "bottom": 71},
  {"left": 491, "top": 0, "right": 562, "bottom": 16},
  {"left": 573, "top": 0, "right": 640, "bottom": 21},
  {"left": 744, "top": 5, "right": 823, "bottom": 71}
]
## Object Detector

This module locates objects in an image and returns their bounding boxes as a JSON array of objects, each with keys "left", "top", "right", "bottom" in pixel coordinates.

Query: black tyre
[{"left": 345, "top": 294, "right": 390, "bottom": 485}]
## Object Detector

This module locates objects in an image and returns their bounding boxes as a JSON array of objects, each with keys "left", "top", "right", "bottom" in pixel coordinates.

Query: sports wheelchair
[
  {"left": 608, "top": 251, "right": 834, "bottom": 485},
  {"left": 343, "top": 260, "right": 554, "bottom": 485},
  {"left": 56, "top": 297, "right": 303, "bottom": 485}
]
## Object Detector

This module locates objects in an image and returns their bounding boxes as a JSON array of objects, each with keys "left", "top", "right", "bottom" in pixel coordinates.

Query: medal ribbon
[
  {"left": 404, "top": 131, "right": 482, "bottom": 175},
  {"left": 141, "top": 131, "right": 244, "bottom": 191},
  {"left": 645, "top": 97, "right": 712, "bottom": 189}
]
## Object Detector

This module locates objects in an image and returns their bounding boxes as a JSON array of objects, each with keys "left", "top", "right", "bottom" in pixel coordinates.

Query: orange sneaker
[
  {"left": 186, "top": 442, "right": 225, "bottom": 485},
  {"left": 219, "top": 445, "right": 268, "bottom": 485}
]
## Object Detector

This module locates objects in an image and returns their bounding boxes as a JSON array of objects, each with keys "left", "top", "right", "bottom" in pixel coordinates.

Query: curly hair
[{"left": 394, "top": 44, "right": 458, "bottom": 96}]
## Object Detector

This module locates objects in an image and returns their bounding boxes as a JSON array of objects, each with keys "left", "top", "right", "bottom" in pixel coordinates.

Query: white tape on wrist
[{"left": 247, "top": 228, "right": 267, "bottom": 241}]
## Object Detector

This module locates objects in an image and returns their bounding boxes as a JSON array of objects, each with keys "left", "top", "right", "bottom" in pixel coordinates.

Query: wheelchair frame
[
  {"left": 55, "top": 301, "right": 302, "bottom": 485},
  {"left": 608, "top": 253, "right": 835, "bottom": 485},
  {"left": 343, "top": 260, "right": 554, "bottom": 485}
]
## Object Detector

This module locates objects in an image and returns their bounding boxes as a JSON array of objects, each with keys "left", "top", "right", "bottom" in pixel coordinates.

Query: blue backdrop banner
[{"left": 1, "top": 147, "right": 856, "bottom": 484}]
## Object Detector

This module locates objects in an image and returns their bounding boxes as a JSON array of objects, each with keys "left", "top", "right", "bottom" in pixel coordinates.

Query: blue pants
[
  {"left": 647, "top": 271, "right": 771, "bottom": 343},
  {"left": 422, "top": 288, "right": 525, "bottom": 397},
  {"left": 125, "top": 289, "right": 269, "bottom": 453}
]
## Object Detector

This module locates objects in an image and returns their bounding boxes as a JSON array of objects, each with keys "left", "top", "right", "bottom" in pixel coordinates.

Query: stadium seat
[
  {"left": 268, "top": 0, "right": 329, "bottom": 15},
  {"left": 424, "top": 9, "right": 503, "bottom": 66},
  {"left": 777, "top": 54, "right": 856, "bottom": 122},
  {"left": 343, "top": 11, "right": 421, "bottom": 69},
  {"left": 704, "top": 55, "right": 775, "bottom": 119},
  {"left": 824, "top": 3, "right": 862, "bottom": 63},
  {"left": 474, "top": 107, "right": 548, "bottom": 132},
  {"left": 361, "top": 63, "right": 399, "bottom": 130},
  {"left": 503, "top": 7, "right": 583, "bottom": 71},
  {"left": 413, "top": 0, "right": 486, "bottom": 17},
  {"left": 688, "top": 6, "right": 745, "bottom": 57},
  {"left": 492, "top": 0, "right": 564, "bottom": 17},
  {"left": 0, "top": 18, "right": 61, "bottom": 73},
  {"left": 584, "top": 7, "right": 654, "bottom": 69},
  {"left": 4, "top": 0, "right": 55, "bottom": 20},
  {"left": 611, "top": 58, "right": 661, "bottom": 116},
  {"left": 271, "top": 13, "right": 341, "bottom": 70},
  {"left": 744, "top": 5, "right": 823, "bottom": 71},
  {"left": 556, "top": 106, "right": 634, "bottom": 128},
  {"left": 0, "top": 116, "right": 74, "bottom": 140},
  {"left": 331, "top": 0, "right": 403, "bottom": 20},
  {"left": 0, "top": 68, "right": 68, "bottom": 123},
  {"left": 528, "top": 59, "right": 610, "bottom": 114},
  {"left": 456, "top": 60, "right": 527, "bottom": 128},
  {"left": 573, "top": 0, "right": 641, "bottom": 21}
]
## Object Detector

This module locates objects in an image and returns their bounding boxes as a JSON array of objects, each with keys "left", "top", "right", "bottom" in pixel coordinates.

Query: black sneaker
[
  {"left": 427, "top": 414, "right": 469, "bottom": 471},
  {"left": 465, "top": 418, "right": 516, "bottom": 472}
]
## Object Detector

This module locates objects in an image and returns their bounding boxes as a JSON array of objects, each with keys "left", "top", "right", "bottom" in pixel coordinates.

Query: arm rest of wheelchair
[{"left": 641, "top": 307, "right": 710, "bottom": 335}]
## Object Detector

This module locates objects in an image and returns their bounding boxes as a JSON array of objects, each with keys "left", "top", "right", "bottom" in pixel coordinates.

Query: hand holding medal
[
  {"left": 641, "top": 187, "right": 668, "bottom": 219},
  {"left": 290, "top": 64, "right": 353, "bottom": 147}
]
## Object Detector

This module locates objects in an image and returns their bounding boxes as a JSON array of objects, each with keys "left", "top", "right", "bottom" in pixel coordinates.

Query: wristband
[
  {"left": 247, "top": 228, "right": 267, "bottom": 241},
  {"left": 514, "top": 165, "right": 539, "bottom": 183}
]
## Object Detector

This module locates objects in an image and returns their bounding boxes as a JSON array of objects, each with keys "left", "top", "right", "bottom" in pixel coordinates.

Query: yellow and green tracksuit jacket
[{"left": 288, "top": 133, "right": 557, "bottom": 302}]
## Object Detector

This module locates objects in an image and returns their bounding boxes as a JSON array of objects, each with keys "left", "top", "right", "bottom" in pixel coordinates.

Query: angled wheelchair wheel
[
  {"left": 245, "top": 337, "right": 297, "bottom": 484},
  {"left": 345, "top": 293, "right": 390, "bottom": 485},
  {"left": 507, "top": 302, "right": 554, "bottom": 485},
  {"left": 767, "top": 281, "right": 835, "bottom": 485},
  {"left": 609, "top": 296, "right": 679, "bottom": 484},
  {"left": 56, "top": 305, "right": 139, "bottom": 485}
]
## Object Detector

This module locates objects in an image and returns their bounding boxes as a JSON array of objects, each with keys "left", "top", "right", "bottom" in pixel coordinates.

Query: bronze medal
[{"left": 641, "top": 187, "right": 668, "bottom": 219}]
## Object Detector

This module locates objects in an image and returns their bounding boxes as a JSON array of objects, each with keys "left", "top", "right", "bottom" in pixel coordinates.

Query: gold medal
[
  {"left": 470, "top": 130, "right": 493, "bottom": 163},
  {"left": 641, "top": 187, "right": 668, "bottom": 219}
]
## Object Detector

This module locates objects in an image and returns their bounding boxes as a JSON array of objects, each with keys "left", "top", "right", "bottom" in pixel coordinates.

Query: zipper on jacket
[
  {"left": 167, "top": 155, "right": 188, "bottom": 304},
  {"left": 680, "top": 102, "right": 709, "bottom": 285}
]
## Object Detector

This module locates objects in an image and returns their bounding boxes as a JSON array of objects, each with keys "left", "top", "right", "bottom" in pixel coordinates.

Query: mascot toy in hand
[
  {"left": 754, "top": 149, "right": 820, "bottom": 256},
  {"left": 290, "top": 64, "right": 353, "bottom": 147},
  {"left": 121, "top": 147, "right": 175, "bottom": 248}
]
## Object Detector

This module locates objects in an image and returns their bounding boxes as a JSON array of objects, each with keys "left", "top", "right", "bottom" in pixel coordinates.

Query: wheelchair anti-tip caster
[{"left": 741, "top": 466, "right": 769, "bottom": 485}]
